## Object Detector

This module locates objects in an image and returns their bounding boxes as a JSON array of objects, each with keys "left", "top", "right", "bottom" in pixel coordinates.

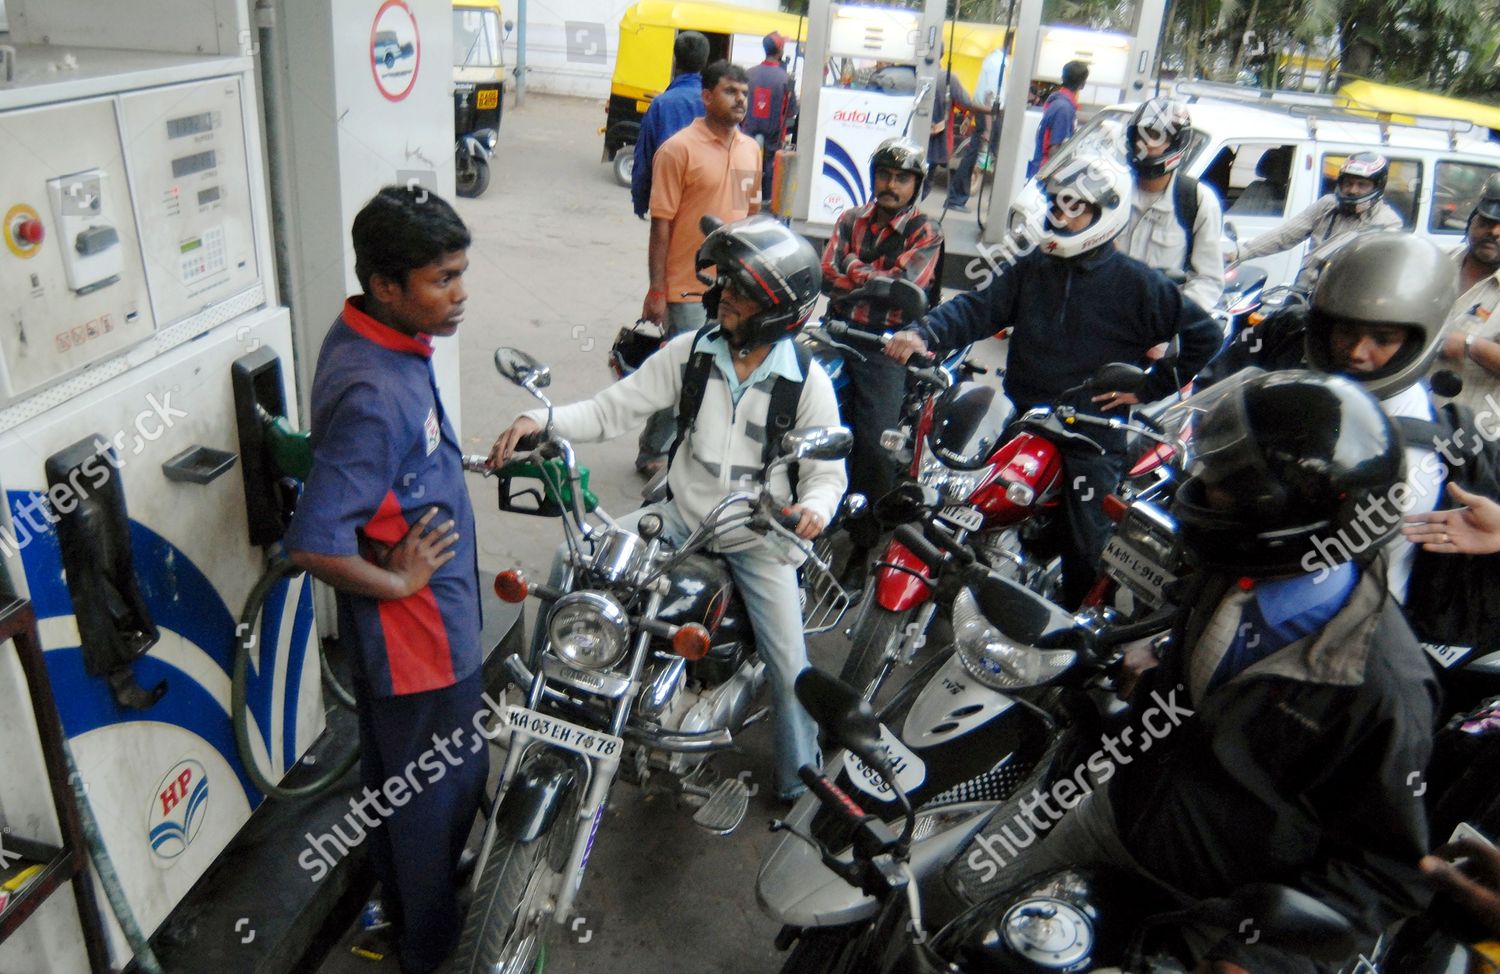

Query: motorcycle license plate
[
  {"left": 938, "top": 505, "right": 983, "bottom": 532},
  {"left": 1101, "top": 536, "right": 1175, "bottom": 608},
  {"left": 505, "top": 706, "right": 622, "bottom": 762},
  {"left": 476, "top": 88, "right": 499, "bottom": 110}
]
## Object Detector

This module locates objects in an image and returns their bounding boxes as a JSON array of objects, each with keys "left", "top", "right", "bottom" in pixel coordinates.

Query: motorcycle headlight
[
  {"left": 916, "top": 447, "right": 993, "bottom": 504},
  {"left": 547, "top": 591, "right": 629, "bottom": 670},
  {"left": 952, "top": 590, "right": 1076, "bottom": 691}
]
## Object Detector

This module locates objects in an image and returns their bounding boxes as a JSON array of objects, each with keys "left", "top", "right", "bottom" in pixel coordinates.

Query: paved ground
[{"left": 315, "top": 91, "right": 1004, "bottom": 974}]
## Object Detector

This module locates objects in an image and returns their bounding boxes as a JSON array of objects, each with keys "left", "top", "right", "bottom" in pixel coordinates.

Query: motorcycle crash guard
[{"left": 497, "top": 749, "right": 580, "bottom": 845}]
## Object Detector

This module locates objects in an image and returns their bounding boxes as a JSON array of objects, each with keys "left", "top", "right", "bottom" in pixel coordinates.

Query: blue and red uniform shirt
[{"left": 285, "top": 297, "right": 481, "bottom": 698}]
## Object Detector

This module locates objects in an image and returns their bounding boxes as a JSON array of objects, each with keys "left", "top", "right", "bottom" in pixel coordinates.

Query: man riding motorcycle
[
  {"left": 948, "top": 370, "right": 1439, "bottom": 974},
  {"left": 1202, "top": 233, "right": 1460, "bottom": 600},
  {"left": 886, "top": 151, "right": 1221, "bottom": 607},
  {"left": 820, "top": 135, "right": 944, "bottom": 584},
  {"left": 1118, "top": 96, "right": 1225, "bottom": 314},
  {"left": 1230, "top": 151, "right": 1403, "bottom": 294},
  {"left": 490, "top": 216, "right": 846, "bottom": 803}
]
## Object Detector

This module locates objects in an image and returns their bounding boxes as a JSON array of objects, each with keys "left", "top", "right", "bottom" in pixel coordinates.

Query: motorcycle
[
  {"left": 760, "top": 492, "right": 1187, "bottom": 972},
  {"left": 835, "top": 360, "right": 1179, "bottom": 700},
  {"left": 776, "top": 667, "right": 1367, "bottom": 973},
  {"left": 450, "top": 346, "right": 854, "bottom": 974},
  {"left": 798, "top": 277, "right": 976, "bottom": 414}
]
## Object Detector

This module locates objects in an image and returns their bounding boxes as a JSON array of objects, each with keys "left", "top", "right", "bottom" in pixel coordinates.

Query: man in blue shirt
[
  {"left": 743, "top": 32, "right": 797, "bottom": 206},
  {"left": 1027, "top": 59, "right": 1088, "bottom": 178},
  {"left": 631, "top": 30, "right": 710, "bottom": 219},
  {"left": 285, "top": 186, "right": 485, "bottom": 974}
]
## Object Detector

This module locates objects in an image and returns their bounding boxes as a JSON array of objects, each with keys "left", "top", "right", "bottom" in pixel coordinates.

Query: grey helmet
[
  {"left": 1473, "top": 171, "right": 1500, "bottom": 223},
  {"left": 1306, "top": 233, "right": 1458, "bottom": 399}
]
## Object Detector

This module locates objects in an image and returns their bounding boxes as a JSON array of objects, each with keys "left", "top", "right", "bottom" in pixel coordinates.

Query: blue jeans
[
  {"left": 636, "top": 301, "right": 709, "bottom": 467},
  {"left": 534, "top": 502, "right": 820, "bottom": 799}
]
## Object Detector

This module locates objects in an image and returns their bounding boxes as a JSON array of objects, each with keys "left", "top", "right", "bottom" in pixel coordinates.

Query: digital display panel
[
  {"left": 171, "top": 150, "right": 217, "bottom": 179},
  {"left": 167, "top": 112, "right": 214, "bottom": 139}
]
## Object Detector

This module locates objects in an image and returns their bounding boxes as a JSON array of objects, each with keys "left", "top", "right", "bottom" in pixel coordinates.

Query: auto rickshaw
[
  {"left": 454, "top": 0, "right": 510, "bottom": 197},
  {"left": 604, "top": 0, "right": 805, "bottom": 186}
]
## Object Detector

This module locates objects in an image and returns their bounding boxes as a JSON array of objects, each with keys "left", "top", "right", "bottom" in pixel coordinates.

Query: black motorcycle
[{"left": 781, "top": 667, "right": 1367, "bottom": 973}]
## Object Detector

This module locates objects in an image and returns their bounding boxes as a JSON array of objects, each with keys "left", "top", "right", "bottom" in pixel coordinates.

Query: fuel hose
[{"left": 232, "top": 557, "right": 359, "bottom": 800}]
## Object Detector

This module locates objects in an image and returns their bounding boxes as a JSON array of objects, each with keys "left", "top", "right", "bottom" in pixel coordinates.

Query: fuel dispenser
[{"left": 0, "top": 50, "right": 323, "bottom": 971}]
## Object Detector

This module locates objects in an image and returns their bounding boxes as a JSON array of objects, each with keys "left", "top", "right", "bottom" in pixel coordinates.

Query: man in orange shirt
[{"left": 637, "top": 60, "right": 762, "bottom": 473}]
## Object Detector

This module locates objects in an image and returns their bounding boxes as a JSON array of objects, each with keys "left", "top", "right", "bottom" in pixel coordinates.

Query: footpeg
[{"left": 691, "top": 775, "right": 750, "bottom": 835}]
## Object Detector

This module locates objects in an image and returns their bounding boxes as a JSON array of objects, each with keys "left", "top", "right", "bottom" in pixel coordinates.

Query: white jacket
[
  {"left": 524, "top": 331, "right": 847, "bottom": 551},
  {"left": 1118, "top": 172, "right": 1226, "bottom": 312}
]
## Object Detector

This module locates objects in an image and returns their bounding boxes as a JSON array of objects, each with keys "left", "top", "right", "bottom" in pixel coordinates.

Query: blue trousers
[{"left": 355, "top": 666, "right": 489, "bottom": 973}]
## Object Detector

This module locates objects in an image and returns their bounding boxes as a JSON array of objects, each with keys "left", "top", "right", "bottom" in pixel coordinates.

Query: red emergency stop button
[{"left": 5, "top": 205, "right": 45, "bottom": 258}]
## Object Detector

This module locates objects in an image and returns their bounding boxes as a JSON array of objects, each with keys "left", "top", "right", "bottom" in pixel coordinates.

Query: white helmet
[{"left": 1036, "top": 153, "right": 1132, "bottom": 259}]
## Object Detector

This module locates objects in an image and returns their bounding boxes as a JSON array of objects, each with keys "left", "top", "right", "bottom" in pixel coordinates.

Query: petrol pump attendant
[{"left": 285, "top": 186, "right": 486, "bottom": 974}]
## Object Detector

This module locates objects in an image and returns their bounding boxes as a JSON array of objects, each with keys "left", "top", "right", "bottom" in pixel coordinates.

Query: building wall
[{"left": 502, "top": 0, "right": 780, "bottom": 99}]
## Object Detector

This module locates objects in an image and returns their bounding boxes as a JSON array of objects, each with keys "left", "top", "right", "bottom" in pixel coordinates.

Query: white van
[{"left": 1029, "top": 80, "right": 1500, "bottom": 291}]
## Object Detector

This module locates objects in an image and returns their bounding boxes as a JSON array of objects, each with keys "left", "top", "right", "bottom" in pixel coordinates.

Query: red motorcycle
[{"left": 836, "top": 358, "right": 1171, "bottom": 699}]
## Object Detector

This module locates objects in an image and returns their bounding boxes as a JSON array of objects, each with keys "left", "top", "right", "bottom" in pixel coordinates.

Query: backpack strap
[
  {"left": 1172, "top": 174, "right": 1200, "bottom": 273},
  {"left": 1393, "top": 415, "right": 1450, "bottom": 450},
  {"left": 762, "top": 339, "right": 813, "bottom": 498},
  {"left": 666, "top": 324, "right": 718, "bottom": 469}
]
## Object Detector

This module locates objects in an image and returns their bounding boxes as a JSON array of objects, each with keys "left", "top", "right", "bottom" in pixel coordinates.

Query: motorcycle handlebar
[
  {"left": 825, "top": 321, "right": 938, "bottom": 369},
  {"left": 893, "top": 524, "right": 947, "bottom": 570},
  {"left": 797, "top": 767, "right": 872, "bottom": 828}
]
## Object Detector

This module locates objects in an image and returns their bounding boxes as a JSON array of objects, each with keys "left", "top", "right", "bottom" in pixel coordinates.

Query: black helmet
[
  {"left": 869, "top": 136, "right": 926, "bottom": 201},
  {"left": 1125, "top": 97, "right": 1192, "bottom": 179},
  {"left": 1172, "top": 369, "right": 1405, "bottom": 578},
  {"left": 609, "top": 319, "right": 666, "bottom": 379},
  {"left": 1335, "top": 152, "right": 1389, "bottom": 214},
  {"left": 1472, "top": 171, "right": 1500, "bottom": 223},
  {"left": 1307, "top": 234, "right": 1458, "bottom": 399},
  {"left": 697, "top": 215, "right": 821, "bottom": 350}
]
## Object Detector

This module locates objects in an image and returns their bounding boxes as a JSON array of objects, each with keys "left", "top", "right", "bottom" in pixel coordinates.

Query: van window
[
  {"left": 1320, "top": 154, "right": 1423, "bottom": 230},
  {"left": 1218, "top": 143, "right": 1298, "bottom": 218},
  {"left": 1431, "top": 161, "right": 1499, "bottom": 233}
]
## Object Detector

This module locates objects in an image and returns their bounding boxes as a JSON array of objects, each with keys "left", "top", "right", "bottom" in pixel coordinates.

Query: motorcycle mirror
[
  {"left": 1087, "top": 362, "right": 1148, "bottom": 394},
  {"left": 1431, "top": 369, "right": 1464, "bottom": 399},
  {"left": 503, "top": 18, "right": 515, "bottom": 31},
  {"left": 781, "top": 426, "right": 853, "bottom": 462},
  {"left": 1223, "top": 221, "right": 1239, "bottom": 243},
  {"left": 873, "top": 482, "right": 941, "bottom": 526},
  {"left": 699, "top": 214, "right": 726, "bottom": 236},
  {"left": 1191, "top": 885, "right": 1363, "bottom": 963},
  {"left": 494, "top": 347, "right": 551, "bottom": 389},
  {"left": 795, "top": 669, "right": 891, "bottom": 777}
]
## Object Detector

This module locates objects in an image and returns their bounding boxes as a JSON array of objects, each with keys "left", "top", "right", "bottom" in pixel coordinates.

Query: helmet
[
  {"left": 1126, "top": 98, "right": 1192, "bottom": 179},
  {"left": 696, "top": 215, "right": 821, "bottom": 350},
  {"left": 1472, "top": 171, "right": 1500, "bottom": 223},
  {"left": 1334, "top": 152, "right": 1389, "bottom": 214},
  {"left": 1036, "top": 152, "right": 1132, "bottom": 259},
  {"left": 1306, "top": 234, "right": 1458, "bottom": 399},
  {"left": 869, "top": 136, "right": 926, "bottom": 202},
  {"left": 1172, "top": 370, "right": 1405, "bottom": 578},
  {"left": 609, "top": 319, "right": 666, "bottom": 379}
]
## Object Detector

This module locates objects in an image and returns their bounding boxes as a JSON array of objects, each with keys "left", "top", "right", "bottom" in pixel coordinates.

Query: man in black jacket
[
  {"left": 949, "top": 371, "right": 1438, "bottom": 974},
  {"left": 887, "top": 151, "right": 1221, "bottom": 605}
]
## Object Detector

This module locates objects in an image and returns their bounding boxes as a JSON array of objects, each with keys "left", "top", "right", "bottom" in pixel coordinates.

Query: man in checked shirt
[{"left": 820, "top": 136, "right": 943, "bottom": 581}]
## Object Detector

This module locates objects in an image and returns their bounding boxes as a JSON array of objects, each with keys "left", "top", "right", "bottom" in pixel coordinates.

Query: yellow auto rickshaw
[
  {"left": 453, "top": 0, "right": 511, "bottom": 197},
  {"left": 604, "top": 0, "right": 805, "bottom": 186}
]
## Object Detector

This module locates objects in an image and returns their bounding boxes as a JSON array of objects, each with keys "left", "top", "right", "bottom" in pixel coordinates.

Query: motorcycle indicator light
[
  {"left": 879, "top": 428, "right": 906, "bottom": 453},
  {"left": 1003, "top": 479, "right": 1035, "bottom": 507},
  {"left": 494, "top": 570, "right": 530, "bottom": 603},
  {"left": 672, "top": 623, "right": 712, "bottom": 661}
]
